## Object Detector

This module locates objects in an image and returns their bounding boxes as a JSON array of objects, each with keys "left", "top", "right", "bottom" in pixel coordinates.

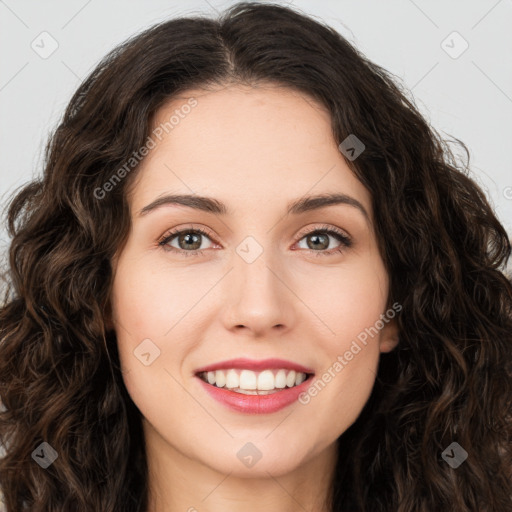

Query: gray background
[{"left": 1, "top": 0, "right": 511, "bottom": 263}]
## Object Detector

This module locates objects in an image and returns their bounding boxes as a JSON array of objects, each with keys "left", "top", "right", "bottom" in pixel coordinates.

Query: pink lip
[
  {"left": 196, "top": 375, "right": 314, "bottom": 414},
  {"left": 194, "top": 357, "right": 314, "bottom": 374}
]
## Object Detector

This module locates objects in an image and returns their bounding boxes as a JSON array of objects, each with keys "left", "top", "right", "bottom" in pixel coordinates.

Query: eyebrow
[{"left": 138, "top": 192, "right": 369, "bottom": 221}]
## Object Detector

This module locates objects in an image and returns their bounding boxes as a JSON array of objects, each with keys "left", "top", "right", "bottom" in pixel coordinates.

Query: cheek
[
  {"left": 110, "top": 257, "right": 216, "bottom": 397},
  {"left": 110, "top": 259, "right": 171, "bottom": 380},
  {"left": 296, "top": 258, "right": 388, "bottom": 345},
  {"left": 304, "top": 320, "right": 381, "bottom": 439},
  {"left": 297, "top": 259, "right": 386, "bottom": 416},
  {"left": 110, "top": 261, "right": 183, "bottom": 422},
  {"left": 111, "top": 257, "right": 198, "bottom": 337}
]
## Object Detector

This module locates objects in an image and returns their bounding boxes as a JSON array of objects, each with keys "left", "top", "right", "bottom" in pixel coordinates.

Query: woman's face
[{"left": 110, "top": 83, "right": 398, "bottom": 478}]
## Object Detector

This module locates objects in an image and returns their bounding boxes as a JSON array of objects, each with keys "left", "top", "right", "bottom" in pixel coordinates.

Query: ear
[{"left": 379, "top": 317, "right": 399, "bottom": 353}]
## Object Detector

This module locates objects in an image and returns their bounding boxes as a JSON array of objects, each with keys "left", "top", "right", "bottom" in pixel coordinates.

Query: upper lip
[{"left": 195, "top": 358, "right": 315, "bottom": 374}]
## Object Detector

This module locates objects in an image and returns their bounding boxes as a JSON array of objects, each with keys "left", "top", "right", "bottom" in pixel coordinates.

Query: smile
[
  {"left": 197, "top": 368, "right": 310, "bottom": 395},
  {"left": 194, "top": 358, "right": 315, "bottom": 414}
]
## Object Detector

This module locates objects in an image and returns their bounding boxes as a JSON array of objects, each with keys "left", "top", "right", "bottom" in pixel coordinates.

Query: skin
[{"left": 110, "top": 83, "right": 399, "bottom": 512}]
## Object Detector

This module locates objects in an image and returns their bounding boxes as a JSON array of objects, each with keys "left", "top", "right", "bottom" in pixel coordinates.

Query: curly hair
[{"left": 1, "top": 2, "right": 511, "bottom": 511}]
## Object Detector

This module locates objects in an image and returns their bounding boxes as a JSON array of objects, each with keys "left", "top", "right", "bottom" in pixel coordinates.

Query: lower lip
[{"left": 196, "top": 375, "right": 313, "bottom": 414}]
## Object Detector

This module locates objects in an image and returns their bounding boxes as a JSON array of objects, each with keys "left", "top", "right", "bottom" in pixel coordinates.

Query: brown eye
[
  {"left": 295, "top": 227, "right": 352, "bottom": 257},
  {"left": 159, "top": 227, "right": 215, "bottom": 256},
  {"left": 175, "top": 232, "right": 203, "bottom": 251},
  {"left": 304, "top": 232, "right": 330, "bottom": 250}
]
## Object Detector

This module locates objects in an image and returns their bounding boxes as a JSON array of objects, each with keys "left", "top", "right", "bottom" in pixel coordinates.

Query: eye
[
  {"left": 294, "top": 225, "right": 352, "bottom": 257},
  {"left": 158, "top": 226, "right": 216, "bottom": 257}
]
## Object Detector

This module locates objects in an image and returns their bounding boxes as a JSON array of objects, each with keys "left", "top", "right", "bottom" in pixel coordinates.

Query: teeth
[
  {"left": 275, "top": 369, "right": 287, "bottom": 389},
  {"left": 257, "top": 370, "right": 275, "bottom": 390},
  {"left": 226, "top": 369, "right": 239, "bottom": 389},
  {"left": 199, "top": 368, "right": 309, "bottom": 392},
  {"left": 286, "top": 370, "right": 297, "bottom": 387},
  {"left": 215, "top": 370, "right": 226, "bottom": 388},
  {"left": 240, "top": 369, "right": 257, "bottom": 390}
]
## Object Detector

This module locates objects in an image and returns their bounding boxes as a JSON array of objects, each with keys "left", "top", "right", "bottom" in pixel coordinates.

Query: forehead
[{"left": 129, "top": 84, "right": 372, "bottom": 219}]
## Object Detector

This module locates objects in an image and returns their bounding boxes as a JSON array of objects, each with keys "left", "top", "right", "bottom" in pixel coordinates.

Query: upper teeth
[{"left": 199, "top": 369, "right": 308, "bottom": 391}]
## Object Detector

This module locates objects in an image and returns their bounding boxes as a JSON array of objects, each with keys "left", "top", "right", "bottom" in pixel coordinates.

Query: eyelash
[{"left": 158, "top": 224, "right": 352, "bottom": 258}]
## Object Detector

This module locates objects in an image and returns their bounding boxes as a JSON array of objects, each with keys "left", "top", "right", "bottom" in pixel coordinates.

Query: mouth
[
  {"left": 196, "top": 368, "right": 315, "bottom": 395},
  {"left": 193, "top": 358, "right": 316, "bottom": 413}
]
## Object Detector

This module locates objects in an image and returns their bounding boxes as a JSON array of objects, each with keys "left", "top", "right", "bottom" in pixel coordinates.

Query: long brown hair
[{"left": 1, "top": 3, "right": 511, "bottom": 511}]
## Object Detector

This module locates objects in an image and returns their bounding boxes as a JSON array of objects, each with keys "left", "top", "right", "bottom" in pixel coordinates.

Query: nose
[{"left": 221, "top": 246, "right": 296, "bottom": 338}]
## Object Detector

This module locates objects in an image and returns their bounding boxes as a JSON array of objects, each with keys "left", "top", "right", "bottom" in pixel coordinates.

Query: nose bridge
[
  {"left": 233, "top": 234, "right": 283, "bottom": 305},
  {"left": 222, "top": 233, "right": 294, "bottom": 334}
]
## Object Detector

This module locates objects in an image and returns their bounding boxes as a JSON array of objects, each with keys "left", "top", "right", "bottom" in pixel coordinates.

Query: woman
[{"left": 1, "top": 2, "right": 511, "bottom": 511}]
